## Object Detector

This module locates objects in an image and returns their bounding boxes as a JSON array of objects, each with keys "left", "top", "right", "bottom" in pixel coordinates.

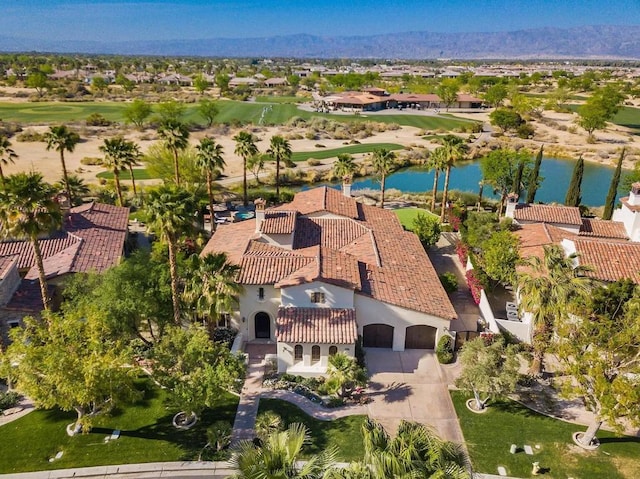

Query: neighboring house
[
  {"left": 228, "top": 77, "right": 259, "bottom": 88},
  {"left": 0, "top": 202, "right": 129, "bottom": 337},
  {"left": 323, "top": 90, "right": 484, "bottom": 112},
  {"left": 264, "top": 77, "right": 289, "bottom": 88},
  {"left": 201, "top": 186, "right": 457, "bottom": 376},
  {"left": 478, "top": 187, "right": 640, "bottom": 342}
]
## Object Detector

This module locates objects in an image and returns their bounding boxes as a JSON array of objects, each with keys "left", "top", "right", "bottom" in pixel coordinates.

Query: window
[
  {"left": 329, "top": 346, "right": 338, "bottom": 356},
  {"left": 311, "top": 345, "right": 321, "bottom": 362},
  {"left": 294, "top": 345, "right": 303, "bottom": 361},
  {"left": 217, "top": 313, "right": 230, "bottom": 328},
  {"left": 310, "top": 292, "right": 325, "bottom": 304},
  {"left": 258, "top": 287, "right": 265, "bottom": 300}
]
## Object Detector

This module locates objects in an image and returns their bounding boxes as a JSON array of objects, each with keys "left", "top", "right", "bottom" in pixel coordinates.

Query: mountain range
[{"left": 1, "top": 25, "right": 639, "bottom": 59}]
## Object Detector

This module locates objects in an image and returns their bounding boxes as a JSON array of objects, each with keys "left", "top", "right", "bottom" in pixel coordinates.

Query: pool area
[{"left": 234, "top": 211, "right": 255, "bottom": 221}]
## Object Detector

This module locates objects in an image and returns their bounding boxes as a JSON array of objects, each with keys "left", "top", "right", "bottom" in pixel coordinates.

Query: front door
[{"left": 255, "top": 312, "right": 271, "bottom": 339}]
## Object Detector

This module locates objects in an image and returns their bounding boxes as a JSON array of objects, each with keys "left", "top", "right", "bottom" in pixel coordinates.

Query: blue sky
[{"left": 2, "top": 0, "right": 639, "bottom": 41}]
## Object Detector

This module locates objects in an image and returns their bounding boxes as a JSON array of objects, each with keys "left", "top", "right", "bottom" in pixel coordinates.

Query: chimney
[
  {"left": 629, "top": 182, "right": 640, "bottom": 206},
  {"left": 342, "top": 175, "right": 352, "bottom": 197},
  {"left": 505, "top": 192, "right": 519, "bottom": 218},
  {"left": 254, "top": 198, "right": 266, "bottom": 232}
]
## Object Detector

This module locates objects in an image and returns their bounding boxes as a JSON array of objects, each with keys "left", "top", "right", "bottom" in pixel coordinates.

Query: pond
[{"left": 339, "top": 157, "right": 619, "bottom": 207}]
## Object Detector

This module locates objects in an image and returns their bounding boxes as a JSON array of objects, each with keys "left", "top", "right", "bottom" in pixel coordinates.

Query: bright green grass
[
  {"left": 257, "top": 399, "right": 365, "bottom": 462},
  {"left": 96, "top": 168, "right": 156, "bottom": 180},
  {"left": 393, "top": 207, "right": 437, "bottom": 230},
  {"left": 0, "top": 100, "right": 474, "bottom": 131},
  {"left": 0, "top": 381, "right": 239, "bottom": 474},
  {"left": 452, "top": 391, "right": 640, "bottom": 479},
  {"left": 291, "top": 143, "right": 404, "bottom": 162},
  {"left": 254, "top": 96, "right": 310, "bottom": 104},
  {"left": 565, "top": 104, "right": 640, "bottom": 132}
]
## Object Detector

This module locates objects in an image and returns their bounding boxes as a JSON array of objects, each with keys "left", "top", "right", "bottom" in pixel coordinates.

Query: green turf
[
  {"left": 565, "top": 104, "right": 640, "bottom": 132},
  {"left": 291, "top": 143, "right": 405, "bottom": 162},
  {"left": 254, "top": 96, "right": 310, "bottom": 104},
  {"left": 0, "top": 380, "right": 239, "bottom": 474},
  {"left": 0, "top": 100, "right": 474, "bottom": 131},
  {"left": 452, "top": 391, "right": 640, "bottom": 479},
  {"left": 96, "top": 168, "right": 155, "bottom": 180},
  {"left": 393, "top": 207, "right": 438, "bottom": 230},
  {"left": 257, "top": 399, "right": 365, "bottom": 462}
]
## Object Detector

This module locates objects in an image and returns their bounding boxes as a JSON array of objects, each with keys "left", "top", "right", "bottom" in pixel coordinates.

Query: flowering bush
[
  {"left": 450, "top": 214, "right": 462, "bottom": 232},
  {"left": 456, "top": 241, "right": 469, "bottom": 265},
  {"left": 465, "top": 269, "right": 483, "bottom": 305}
]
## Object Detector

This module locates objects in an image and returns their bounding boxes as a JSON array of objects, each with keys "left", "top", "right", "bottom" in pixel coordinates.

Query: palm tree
[
  {"left": 517, "top": 244, "right": 592, "bottom": 375},
  {"left": 427, "top": 147, "right": 448, "bottom": 212},
  {"left": 157, "top": 120, "right": 190, "bottom": 186},
  {"left": 144, "top": 185, "right": 196, "bottom": 324},
  {"left": 55, "top": 174, "right": 89, "bottom": 206},
  {"left": 0, "top": 136, "right": 18, "bottom": 184},
  {"left": 327, "top": 352, "right": 367, "bottom": 398},
  {"left": 439, "top": 135, "right": 467, "bottom": 222},
  {"left": 0, "top": 173, "right": 62, "bottom": 311},
  {"left": 99, "top": 137, "right": 138, "bottom": 206},
  {"left": 333, "top": 153, "right": 357, "bottom": 180},
  {"left": 230, "top": 422, "right": 338, "bottom": 479},
  {"left": 183, "top": 253, "right": 241, "bottom": 332},
  {"left": 371, "top": 148, "right": 396, "bottom": 209},
  {"left": 233, "top": 131, "right": 258, "bottom": 207},
  {"left": 44, "top": 125, "right": 80, "bottom": 204},
  {"left": 121, "top": 141, "right": 142, "bottom": 197},
  {"left": 196, "top": 138, "right": 226, "bottom": 229},
  {"left": 267, "top": 135, "right": 292, "bottom": 202}
]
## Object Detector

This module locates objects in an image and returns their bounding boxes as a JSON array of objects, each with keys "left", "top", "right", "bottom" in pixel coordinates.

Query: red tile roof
[
  {"left": 574, "top": 240, "right": 640, "bottom": 284},
  {"left": 3, "top": 280, "right": 54, "bottom": 312},
  {"left": 0, "top": 255, "right": 18, "bottom": 280},
  {"left": 579, "top": 219, "right": 628, "bottom": 240},
  {"left": 514, "top": 204, "right": 582, "bottom": 226},
  {"left": 276, "top": 308, "right": 357, "bottom": 344},
  {"left": 261, "top": 211, "right": 297, "bottom": 235},
  {"left": 239, "top": 256, "right": 315, "bottom": 285}
]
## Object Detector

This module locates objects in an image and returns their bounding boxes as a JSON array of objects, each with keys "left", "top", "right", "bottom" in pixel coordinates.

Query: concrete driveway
[{"left": 365, "top": 349, "right": 465, "bottom": 444}]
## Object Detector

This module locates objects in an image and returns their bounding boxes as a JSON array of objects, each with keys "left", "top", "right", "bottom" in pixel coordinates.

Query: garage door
[
  {"left": 404, "top": 325, "right": 437, "bottom": 349},
  {"left": 363, "top": 324, "right": 394, "bottom": 348}
]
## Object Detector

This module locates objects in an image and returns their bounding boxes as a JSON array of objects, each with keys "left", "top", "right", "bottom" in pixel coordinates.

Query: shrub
[
  {"left": 212, "top": 327, "right": 237, "bottom": 348},
  {"left": 516, "top": 123, "right": 535, "bottom": 139},
  {"left": 16, "top": 129, "right": 44, "bottom": 142},
  {"left": 439, "top": 272, "right": 458, "bottom": 293},
  {"left": 412, "top": 212, "right": 441, "bottom": 247},
  {"left": 0, "top": 391, "right": 21, "bottom": 411},
  {"left": 455, "top": 241, "right": 469, "bottom": 265},
  {"left": 465, "top": 269, "right": 483, "bottom": 305},
  {"left": 80, "top": 156, "right": 104, "bottom": 166},
  {"left": 307, "top": 158, "right": 322, "bottom": 166},
  {"left": 314, "top": 143, "right": 326, "bottom": 148},
  {"left": 86, "top": 113, "right": 112, "bottom": 126},
  {"left": 325, "top": 397, "right": 345, "bottom": 408},
  {"left": 436, "top": 335, "right": 454, "bottom": 364}
]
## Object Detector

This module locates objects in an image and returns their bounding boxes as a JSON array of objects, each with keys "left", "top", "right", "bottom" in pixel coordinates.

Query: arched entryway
[
  {"left": 255, "top": 312, "right": 271, "bottom": 339},
  {"left": 363, "top": 324, "right": 394, "bottom": 348},
  {"left": 404, "top": 325, "right": 437, "bottom": 349}
]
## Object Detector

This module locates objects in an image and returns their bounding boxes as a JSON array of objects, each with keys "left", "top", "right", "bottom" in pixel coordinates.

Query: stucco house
[{"left": 201, "top": 186, "right": 457, "bottom": 376}]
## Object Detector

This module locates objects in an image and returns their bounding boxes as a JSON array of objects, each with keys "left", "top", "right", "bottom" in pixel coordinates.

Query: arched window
[
  {"left": 329, "top": 346, "right": 338, "bottom": 356},
  {"left": 311, "top": 345, "right": 321, "bottom": 362},
  {"left": 294, "top": 345, "right": 303, "bottom": 361}
]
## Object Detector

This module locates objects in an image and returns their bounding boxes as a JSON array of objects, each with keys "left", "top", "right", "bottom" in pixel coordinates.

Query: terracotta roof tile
[
  {"left": 239, "top": 255, "right": 315, "bottom": 284},
  {"left": 0, "top": 233, "right": 78, "bottom": 270},
  {"left": 293, "top": 218, "right": 371, "bottom": 251},
  {"left": 201, "top": 220, "right": 257, "bottom": 264},
  {"left": 579, "top": 219, "right": 628, "bottom": 240},
  {"left": 261, "top": 211, "right": 297, "bottom": 235},
  {"left": 574, "top": 240, "right": 640, "bottom": 284},
  {"left": 0, "top": 255, "right": 18, "bottom": 280},
  {"left": 3, "top": 280, "right": 54, "bottom": 312},
  {"left": 276, "top": 308, "right": 357, "bottom": 344},
  {"left": 514, "top": 204, "right": 582, "bottom": 226}
]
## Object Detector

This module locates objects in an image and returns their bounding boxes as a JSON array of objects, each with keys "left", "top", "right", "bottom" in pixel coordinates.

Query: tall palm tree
[
  {"left": 157, "top": 120, "right": 190, "bottom": 186},
  {"left": 517, "top": 244, "right": 592, "bottom": 375},
  {"left": 121, "top": 141, "right": 142, "bottom": 197},
  {"left": 44, "top": 125, "right": 80, "bottom": 204},
  {"left": 371, "top": 148, "right": 396, "bottom": 209},
  {"left": 196, "top": 137, "right": 226, "bottom": 229},
  {"left": 144, "top": 185, "right": 196, "bottom": 324},
  {"left": 233, "top": 131, "right": 258, "bottom": 207},
  {"left": 0, "top": 136, "right": 18, "bottom": 184},
  {"left": 439, "top": 135, "right": 467, "bottom": 222},
  {"left": 333, "top": 153, "right": 357, "bottom": 180},
  {"left": 183, "top": 253, "right": 241, "bottom": 332},
  {"left": 99, "top": 137, "right": 138, "bottom": 206},
  {"left": 266, "top": 135, "right": 292, "bottom": 202},
  {"left": 230, "top": 422, "right": 338, "bottom": 479},
  {"left": 427, "top": 147, "right": 448, "bottom": 212},
  {"left": 0, "top": 173, "right": 62, "bottom": 311}
]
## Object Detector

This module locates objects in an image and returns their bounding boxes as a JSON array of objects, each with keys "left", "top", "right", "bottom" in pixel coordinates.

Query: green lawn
[
  {"left": 452, "top": 391, "right": 640, "bottom": 479},
  {"left": 96, "top": 168, "right": 156, "bottom": 180},
  {"left": 0, "top": 100, "right": 475, "bottom": 131},
  {"left": 565, "top": 104, "right": 640, "bottom": 132},
  {"left": 257, "top": 399, "right": 365, "bottom": 462},
  {"left": 0, "top": 381, "right": 239, "bottom": 474},
  {"left": 254, "top": 96, "right": 310, "bottom": 104},
  {"left": 394, "top": 207, "right": 437, "bottom": 230},
  {"left": 291, "top": 143, "right": 405, "bottom": 162}
]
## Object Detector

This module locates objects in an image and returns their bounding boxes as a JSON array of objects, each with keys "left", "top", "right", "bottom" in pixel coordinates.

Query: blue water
[{"left": 340, "top": 157, "right": 618, "bottom": 207}]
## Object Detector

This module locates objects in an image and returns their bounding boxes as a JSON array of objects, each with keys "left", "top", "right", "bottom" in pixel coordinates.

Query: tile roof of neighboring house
[
  {"left": 2, "top": 280, "right": 54, "bottom": 312},
  {"left": 574, "top": 240, "right": 640, "bottom": 284},
  {"left": 0, "top": 202, "right": 129, "bottom": 280},
  {"left": 0, "top": 255, "right": 18, "bottom": 280},
  {"left": 204, "top": 187, "right": 456, "bottom": 320},
  {"left": 513, "top": 204, "right": 583, "bottom": 226},
  {"left": 579, "top": 219, "right": 628, "bottom": 240},
  {"left": 515, "top": 223, "right": 572, "bottom": 263},
  {"left": 261, "top": 211, "right": 297, "bottom": 235},
  {"left": 276, "top": 307, "right": 357, "bottom": 344}
]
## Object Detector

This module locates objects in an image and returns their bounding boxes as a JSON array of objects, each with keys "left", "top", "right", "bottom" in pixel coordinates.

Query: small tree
[
  {"left": 26, "top": 72, "right": 49, "bottom": 97},
  {"left": 198, "top": 98, "right": 219, "bottom": 127},
  {"left": 123, "top": 99, "right": 152, "bottom": 128},
  {"left": 526, "top": 146, "right": 544, "bottom": 204},
  {"left": 603, "top": 148, "right": 624, "bottom": 220},
  {"left": 246, "top": 153, "right": 266, "bottom": 183},
  {"left": 564, "top": 156, "right": 584, "bottom": 207},
  {"left": 489, "top": 108, "right": 524, "bottom": 133},
  {"left": 455, "top": 336, "right": 520, "bottom": 411},
  {"left": 481, "top": 230, "right": 520, "bottom": 286},
  {"left": 412, "top": 212, "right": 441, "bottom": 248},
  {"left": 436, "top": 79, "right": 459, "bottom": 111},
  {"left": 326, "top": 353, "right": 367, "bottom": 398},
  {"left": 193, "top": 74, "right": 209, "bottom": 95}
]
